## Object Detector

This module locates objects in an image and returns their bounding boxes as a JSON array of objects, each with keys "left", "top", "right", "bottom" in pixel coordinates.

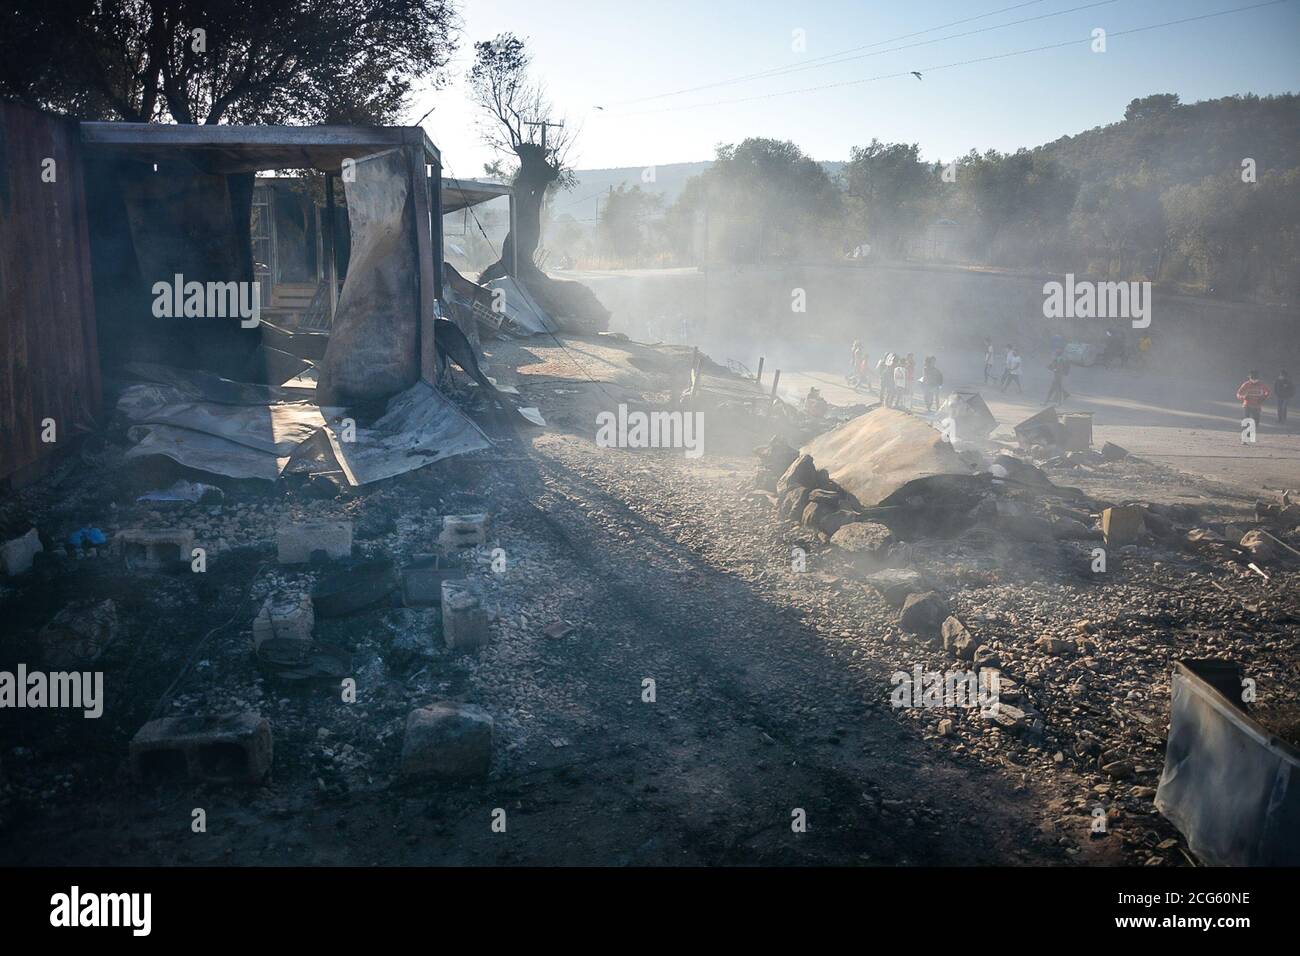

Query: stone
[
  {"left": 937, "top": 718, "right": 954, "bottom": 737},
  {"left": 778, "top": 486, "right": 811, "bottom": 521},
  {"left": 863, "top": 569, "right": 926, "bottom": 607},
  {"left": 252, "top": 592, "right": 314, "bottom": 664},
  {"left": 941, "top": 616, "right": 981, "bottom": 660},
  {"left": 276, "top": 521, "right": 352, "bottom": 564},
  {"left": 130, "top": 713, "right": 272, "bottom": 784},
  {"left": 438, "top": 514, "right": 489, "bottom": 550},
  {"left": 0, "top": 528, "right": 43, "bottom": 576},
  {"left": 898, "top": 591, "right": 950, "bottom": 635},
  {"left": 441, "top": 580, "right": 489, "bottom": 652},
  {"left": 118, "top": 528, "right": 194, "bottom": 571},
  {"left": 801, "top": 499, "right": 836, "bottom": 529},
  {"left": 1036, "top": 636, "right": 1075, "bottom": 656},
  {"left": 1101, "top": 506, "right": 1144, "bottom": 547},
  {"left": 819, "top": 510, "right": 859, "bottom": 537},
  {"left": 831, "top": 521, "right": 893, "bottom": 556},
  {"left": 400, "top": 702, "right": 493, "bottom": 780},
  {"left": 776, "top": 453, "right": 817, "bottom": 496},
  {"left": 39, "top": 599, "right": 118, "bottom": 668},
  {"left": 1102, "top": 759, "right": 1135, "bottom": 779}
]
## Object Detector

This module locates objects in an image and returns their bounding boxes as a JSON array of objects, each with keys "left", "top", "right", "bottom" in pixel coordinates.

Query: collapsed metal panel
[
  {"left": 318, "top": 147, "right": 421, "bottom": 403},
  {"left": 0, "top": 102, "right": 101, "bottom": 481},
  {"left": 1156, "top": 660, "right": 1300, "bottom": 866}
]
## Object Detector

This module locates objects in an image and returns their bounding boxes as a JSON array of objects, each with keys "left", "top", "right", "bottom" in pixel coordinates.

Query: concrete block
[
  {"left": 1101, "top": 505, "right": 1145, "bottom": 546},
  {"left": 438, "top": 514, "right": 488, "bottom": 551},
  {"left": 252, "top": 592, "right": 314, "bottom": 664},
  {"left": 0, "top": 528, "right": 43, "bottom": 576},
  {"left": 276, "top": 520, "right": 352, "bottom": 564},
  {"left": 441, "top": 580, "right": 489, "bottom": 652},
  {"left": 400, "top": 702, "right": 493, "bottom": 779},
  {"left": 401, "top": 555, "right": 466, "bottom": 606},
  {"left": 130, "top": 713, "right": 272, "bottom": 784},
  {"left": 118, "top": 528, "right": 193, "bottom": 571}
]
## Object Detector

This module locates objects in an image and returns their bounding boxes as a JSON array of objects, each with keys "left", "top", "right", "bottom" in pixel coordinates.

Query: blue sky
[{"left": 414, "top": 0, "right": 1300, "bottom": 175}]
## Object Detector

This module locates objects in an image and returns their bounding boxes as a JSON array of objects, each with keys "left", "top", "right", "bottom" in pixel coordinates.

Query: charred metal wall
[{"left": 0, "top": 102, "right": 101, "bottom": 482}]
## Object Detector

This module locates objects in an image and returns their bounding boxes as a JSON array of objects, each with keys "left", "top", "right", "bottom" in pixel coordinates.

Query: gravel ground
[{"left": 1, "top": 339, "right": 1296, "bottom": 866}]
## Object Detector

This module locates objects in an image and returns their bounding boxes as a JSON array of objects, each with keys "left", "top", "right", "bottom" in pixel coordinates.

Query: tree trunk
[{"left": 481, "top": 143, "right": 558, "bottom": 283}]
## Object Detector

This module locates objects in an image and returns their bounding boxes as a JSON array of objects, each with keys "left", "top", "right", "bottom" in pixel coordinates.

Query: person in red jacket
[{"left": 1236, "top": 370, "right": 1271, "bottom": 430}]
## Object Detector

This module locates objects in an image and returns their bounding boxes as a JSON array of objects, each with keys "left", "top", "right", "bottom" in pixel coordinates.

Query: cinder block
[
  {"left": 130, "top": 713, "right": 272, "bottom": 784},
  {"left": 0, "top": 528, "right": 43, "bottom": 576},
  {"left": 401, "top": 555, "right": 466, "bottom": 606},
  {"left": 1101, "top": 505, "right": 1145, "bottom": 546},
  {"left": 252, "top": 592, "right": 314, "bottom": 664},
  {"left": 441, "top": 580, "right": 489, "bottom": 652},
  {"left": 117, "top": 528, "right": 194, "bottom": 571},
  {"left": 400, "top": 702, "right": 493, "bottom": 779},
  {"left": 438, "top": 514, "right": 488, "bottom": 551},
  {"left": 276, "top": 520, "right": 352, "bottom": 564}
]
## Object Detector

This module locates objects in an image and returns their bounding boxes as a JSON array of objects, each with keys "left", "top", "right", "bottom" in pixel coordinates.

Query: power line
[
  {"left": 613, "top": 0, "right": 1290, "bottom": 116},
  {"left": 606, "top": 0, "right": 1116, "bottom": 108}
]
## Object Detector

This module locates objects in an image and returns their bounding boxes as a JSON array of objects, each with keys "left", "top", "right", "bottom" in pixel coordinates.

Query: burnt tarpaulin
[
  {"left": 323, "top": 381, "right": 491, "bottom": 485},
  {"left": 1155, "top": 659, "right": 1300, "bottom": 866},
  {"left": 318, "top": 147, "right": 420, "bottom": 403}
]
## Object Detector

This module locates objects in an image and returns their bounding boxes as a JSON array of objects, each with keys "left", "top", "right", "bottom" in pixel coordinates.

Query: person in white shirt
[
  {"left": 892, "top": 363, "right": 909, "bottom": 409},
  {"left": 1000, "top": 347, "right": 1023, "bottom": 394}
]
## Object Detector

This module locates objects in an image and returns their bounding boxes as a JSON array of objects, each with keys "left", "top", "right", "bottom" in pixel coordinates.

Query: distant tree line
[{"left": 563, "top": 93, "right": 1299, "bottom": 304}]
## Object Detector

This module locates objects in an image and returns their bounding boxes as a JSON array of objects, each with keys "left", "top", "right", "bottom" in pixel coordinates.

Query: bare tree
[{"left": 469, "top": 34, "right": 575, "bottom": 281}]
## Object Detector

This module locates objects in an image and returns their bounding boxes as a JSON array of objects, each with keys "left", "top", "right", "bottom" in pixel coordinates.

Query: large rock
[
  {"left": 831, "top": 521, "right": 894, "bottom": 555},
  {"left": 819, "top": 510, "right": 859, "bottom": 537},
  {"left": 863, "top": 568, "right": 927, "bottom": 607},
  {"left": 941, "top": 616, "right": 981, "bottom": 660},
  {"left": 800, "top": 407, "right": 967, "bottom": 506},
  {"left": 801, "top": 499, "right": 836, "bottom": 530},
  {"left": 898, "top": 591, "right": 950, "bottom": 635},
  {"left": 400, "top": 702, "right": 493, "bottom": 780},
  {"left": 777, "top": 454, "right": 818, "bottom": 496},
  {"left": 778, "top": 486, "right": 812, "bottom": 521}
]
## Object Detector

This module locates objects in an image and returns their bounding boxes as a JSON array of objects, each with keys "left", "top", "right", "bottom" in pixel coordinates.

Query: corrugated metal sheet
[{"left": 0, "top": 102, "right": 100, "bottom": 481}]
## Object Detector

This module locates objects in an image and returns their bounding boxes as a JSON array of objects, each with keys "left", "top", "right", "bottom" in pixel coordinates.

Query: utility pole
[{"left": 523, "top": 119, "right": 565, "bottom": 157}]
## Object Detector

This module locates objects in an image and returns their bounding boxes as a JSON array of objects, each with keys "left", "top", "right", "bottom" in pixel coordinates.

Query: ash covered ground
[{"left": 1, "top": 334, "right": 1297, "bottom": 866}]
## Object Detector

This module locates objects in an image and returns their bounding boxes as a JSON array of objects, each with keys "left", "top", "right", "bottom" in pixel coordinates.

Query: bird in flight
[{"left": 910, "top": 71, "right": 923, "bottom": 80}]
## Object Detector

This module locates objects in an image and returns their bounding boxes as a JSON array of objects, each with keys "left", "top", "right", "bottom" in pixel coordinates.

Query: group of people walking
[{"left": 848, "top": 342, "right": 945, "bottom": 413}]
